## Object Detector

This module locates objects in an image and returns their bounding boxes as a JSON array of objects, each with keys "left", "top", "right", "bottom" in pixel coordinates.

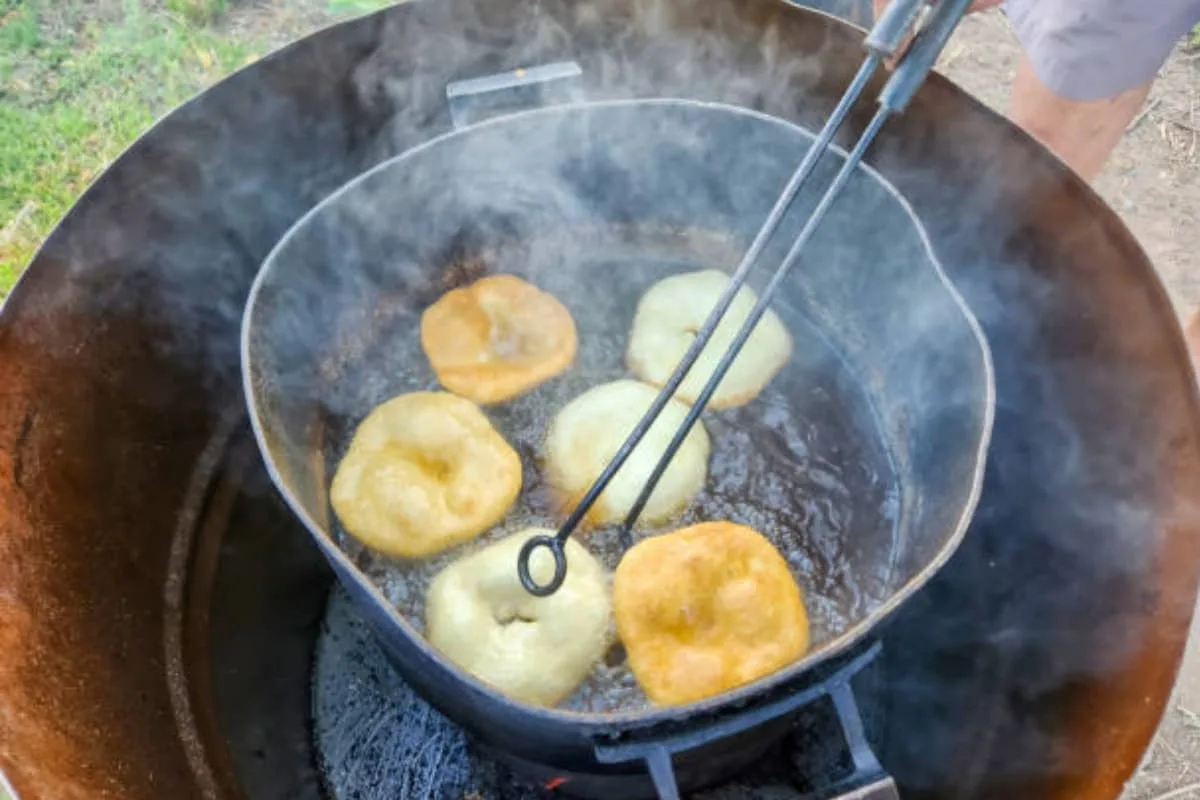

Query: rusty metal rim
[{"left": 162, "top": 401, "right": 251, "bottom": 800}]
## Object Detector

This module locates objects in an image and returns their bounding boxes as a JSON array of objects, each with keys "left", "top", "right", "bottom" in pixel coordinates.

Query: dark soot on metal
[{"left": 323, "top": 227, "right": 900, "bottom": 713}]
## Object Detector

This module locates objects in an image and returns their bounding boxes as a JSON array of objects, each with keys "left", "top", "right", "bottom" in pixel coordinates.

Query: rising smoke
[{"left": 246, "top": 0, "right": 1198, "bottom": 755}]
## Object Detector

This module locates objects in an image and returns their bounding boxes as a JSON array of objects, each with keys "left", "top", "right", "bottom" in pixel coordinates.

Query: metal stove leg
[
  {"left": 826, "top": 681, "right": 900, "bottom": 800},
  {"left": 831, "top": 683, "right": 877, "bottom": 776},
  {"left": 594, "top": 643, "right": 892, "bottom": 800},
  {"left": 643, "top": 745, "right": 682, "bottom": 800}
]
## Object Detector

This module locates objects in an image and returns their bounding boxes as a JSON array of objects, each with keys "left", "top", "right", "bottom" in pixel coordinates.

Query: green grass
[
  {"left": 0, "top": 0, "right": 267, "bottom": 293},
  {"left": 165, "top": 0, "right": 229, "bottom": 26},
  {"left": 0, "top": 0, "right": 398, "bottom": 297}
]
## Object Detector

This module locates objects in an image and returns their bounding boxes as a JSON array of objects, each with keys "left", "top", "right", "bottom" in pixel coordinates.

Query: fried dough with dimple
[
  {"left": 543, "top": 380, "right": 711, "bottom": 527},
  {"left": 426, "top": 528, "right": 613, "bottom": 706},
  {"left": 613, "top": 521, "right": 810, "bottom": 706},
  {"left": 627, "top": 269, "right": 792, "bottom": 409},
  {"left": 421, "top": 274, "right": 578, "bottom": 405},
  {"left": 330, "top": 391, "right": 521, "bottom": 559}
]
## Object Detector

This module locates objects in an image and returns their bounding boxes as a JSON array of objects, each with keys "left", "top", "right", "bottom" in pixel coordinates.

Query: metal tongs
[{"left": 517, "top": 0, "right": 974, "bottom": 597}]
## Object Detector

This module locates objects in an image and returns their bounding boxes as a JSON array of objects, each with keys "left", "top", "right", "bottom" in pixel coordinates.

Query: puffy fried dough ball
[
  {"left": 627, "top": 269, "right": 793, "bottom": 409},
  {"left": 613, "top": 521, "right": 810, "bottom": 706},
  {"left": 330, "top": 392, "right": 522, "bottom": 559},
  {"left": 426, "top": 529, "right": 613, "bottom": 706},
  {"left": 544, "top": 380, "right": 711, "bottom": 526},
  {"left": 421, "top": 274, "right": 578, "bottom": 404}
]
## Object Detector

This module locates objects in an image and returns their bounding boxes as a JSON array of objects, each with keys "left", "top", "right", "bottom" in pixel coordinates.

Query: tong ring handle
[{"left": 517, "top": 534, "right": 569, "bottom": 597}]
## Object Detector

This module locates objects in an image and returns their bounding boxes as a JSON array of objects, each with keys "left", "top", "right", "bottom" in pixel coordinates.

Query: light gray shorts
[{"left": 1006, "top": 0, "right": 1200, "bottom": 101}]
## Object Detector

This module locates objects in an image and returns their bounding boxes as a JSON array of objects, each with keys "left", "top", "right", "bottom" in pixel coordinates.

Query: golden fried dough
[
  {"left": 543, "top": 380, "right": 711, "bottom": 527},
  {"left": 613, "top": 521, "right": 810, "bottom": 706},
  {"left": 421, "top": 274, "right": 578, "bottom": 404},
  {"left": 330, "top": 391, "right": 521, "bottom": 558},
  {"left": 627, "top": 269, "right": 793, "bottom": 409},
  {"left": 426, "top": 529, "right": 612, "bottom": 706}
]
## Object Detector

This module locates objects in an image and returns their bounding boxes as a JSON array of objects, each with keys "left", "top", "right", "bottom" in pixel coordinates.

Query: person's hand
[
  {"left": 869, "top": 0, "right": 1003, "bottom": 66},
  {"left": 872, "top": 0, "right": 1004, "bottom": 21}
]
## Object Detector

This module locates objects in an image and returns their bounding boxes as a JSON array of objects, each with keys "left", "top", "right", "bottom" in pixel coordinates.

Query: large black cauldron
[
  {"left": 2, "top": 1, "right": 1199, "bottom": 799},
  {"left": 240, "top": 95, "right": 994, "bottom": 795}
]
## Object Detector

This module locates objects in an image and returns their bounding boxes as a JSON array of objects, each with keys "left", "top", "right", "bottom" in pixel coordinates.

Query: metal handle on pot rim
[
  {"left": 591, "top": 643, "right": 899, "bottom": 800},
  {"left": 445, "top": 61, "right": 585, "bottom": 130}
]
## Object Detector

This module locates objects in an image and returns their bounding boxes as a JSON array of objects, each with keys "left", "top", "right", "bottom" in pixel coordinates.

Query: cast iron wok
[{"left": 240, "top": 96, "right": 994, "bottom": 781}]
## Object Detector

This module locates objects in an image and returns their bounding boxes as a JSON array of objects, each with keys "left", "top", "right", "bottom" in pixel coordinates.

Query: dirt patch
[
  {"left": 941, "top": 10, "right": 1200, "bottom": 316},
  {"left": 217, "top": 0, "right": 343, "bottom": 48}
]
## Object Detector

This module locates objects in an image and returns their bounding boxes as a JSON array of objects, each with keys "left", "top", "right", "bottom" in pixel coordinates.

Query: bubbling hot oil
[{"left": 328, "top": 232, "right": 899, "bottom": 713}]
